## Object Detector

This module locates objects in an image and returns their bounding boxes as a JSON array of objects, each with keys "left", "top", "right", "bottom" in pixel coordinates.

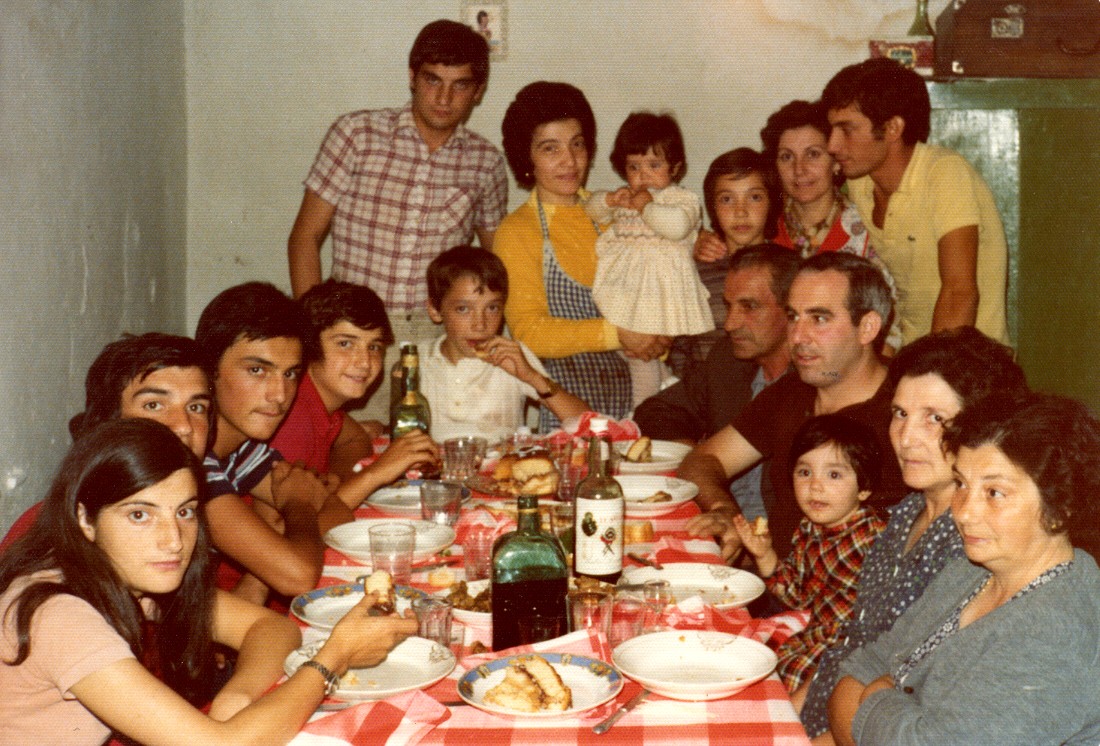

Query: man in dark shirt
[{"left": 680, "top": 253, "right": 907, "bottom": 559}]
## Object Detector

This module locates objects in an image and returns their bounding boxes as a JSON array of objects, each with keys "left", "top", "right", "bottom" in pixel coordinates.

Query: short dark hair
[
  {"left": 195, "top": 282, "right": 308, "bottom": 372},
  {"left": 609, "top": 112, "right": 686, "bottom": 182},
  {"left": 797, "top": 252, "right": 894, "bottom": 350},
  {"left": 427, "top": 245, "right": 508, "bottom": 309},
  {"left": 501, "top": 81, "right": 596, "bottom": 190},
  {"left": 409, "top": 19, "right": 489, "bottom": 86},
  {"left": 944, "top": 391, "right": 1100, "bottom": 558},
  {"left": 727, "top": 243, "right": 801, "bottom": 306},
  {"left": 298, "top": 280, "right": 393, "bottom": 363},
  {"left": 0, "top": 419, "right": 214, "bottom": 701},
  {"left": 70, "top": 333, "right": 210, "bottom": 440},
  {"left": 760, "top": 99, "right": 844, "bottom": 188},
  {"left": 702, "top": 148, "right": 779, "bottom": 241},
  {"left": 888, "top": 326, "right": 1027, "bottom": 410},
  {"left": 790, "top": 413, "right": 881, "bottom": 494},
  {"left": 822, "top": 58, "right": 931, "bottom": 145}
]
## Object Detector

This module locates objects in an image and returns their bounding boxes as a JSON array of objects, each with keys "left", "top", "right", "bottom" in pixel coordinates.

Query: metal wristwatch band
[{"left": 301, "top": 659, "right": 340, "bottom": 696}]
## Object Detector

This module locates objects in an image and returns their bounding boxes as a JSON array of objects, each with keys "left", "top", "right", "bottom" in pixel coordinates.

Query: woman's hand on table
[
  {"left": 316, "top": 594, "right": 419, "bottom": 672},
  {"left": 686, "top": 508, "right": 744, "bottom": 562},
  {"left": 618, "top": 327, "right": 671, "bottom": 362},
  {"left": 693, "top": 228, "right": 728, "bottom": 262}
]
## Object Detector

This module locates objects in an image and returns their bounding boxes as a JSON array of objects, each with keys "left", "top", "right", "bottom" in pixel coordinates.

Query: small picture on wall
[{"left": 461, "top": 1, "right": 506, "bottom": 60}]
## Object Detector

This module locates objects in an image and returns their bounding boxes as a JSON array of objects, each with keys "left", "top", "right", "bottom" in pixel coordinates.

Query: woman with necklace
[
  {"left": 494, "top": 82, "right": 670, "bottom": 429},
  {"left": 828, "top": 390, "right": 1100, "bottom": 745},
  {"left": 799, "top": 327, "right": 1025, "bottom": 740}
]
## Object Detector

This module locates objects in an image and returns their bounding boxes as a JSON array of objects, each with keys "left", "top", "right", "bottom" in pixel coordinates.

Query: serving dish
[{"left": 615, "top": 475, "right": 699, "bottom": 517}]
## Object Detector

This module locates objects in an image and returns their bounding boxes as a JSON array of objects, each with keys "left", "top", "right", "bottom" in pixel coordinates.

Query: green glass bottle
[
  {"left": 490, "top": 493, "right": 569, "bottom": 650},
  {"left": 573, "top": 418, "right": 624, "bottom": 584},
  {"left": 907, "top": 0, "right": 934, "bottom": 37},
  {"left": 390, "top": 344, "right": 431, "bottom": 438}
]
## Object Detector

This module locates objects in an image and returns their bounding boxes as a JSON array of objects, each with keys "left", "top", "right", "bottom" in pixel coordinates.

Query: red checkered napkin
[
  {"left": 289, "top": 689, "right": 450, "bottom": 746},
  {"left": 559, "top": 411, "right": 641, "bottom": 441},
  {"left": 650, "top": 536, "right": 725, "bottom": 565},
  {"left": 663, "top": 596, "right": 810, "bottom": 649}
]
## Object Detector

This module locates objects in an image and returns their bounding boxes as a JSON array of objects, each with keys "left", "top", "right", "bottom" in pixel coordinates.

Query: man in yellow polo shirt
[{"left": 821, "top": 58, "right": 1008, "bottom": 347}]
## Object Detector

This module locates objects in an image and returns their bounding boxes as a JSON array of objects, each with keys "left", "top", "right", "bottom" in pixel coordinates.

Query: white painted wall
[
  {"left": 0, "top": 1, "right": 187, "bottom": 535},
  {"left": 185, "top": 0, "right": 948, "bottom": 324}
]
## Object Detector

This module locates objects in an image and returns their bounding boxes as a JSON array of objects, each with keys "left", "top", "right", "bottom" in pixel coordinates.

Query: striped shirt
[
  {"left": 304, "top": 104, "right": 508, "bottom": 311},
  {"left": 204, "top": 440, "right": 279, "bottom": 499}
]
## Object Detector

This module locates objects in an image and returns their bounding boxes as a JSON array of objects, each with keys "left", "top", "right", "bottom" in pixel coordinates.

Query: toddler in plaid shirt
[{"left": 734, "top": 414, "right": 886, "bottom": 705}]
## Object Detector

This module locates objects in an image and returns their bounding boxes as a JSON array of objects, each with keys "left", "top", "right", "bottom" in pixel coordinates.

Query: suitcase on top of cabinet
[{"left": 935, "top": 0, "right": 1100, "bottom": 78}]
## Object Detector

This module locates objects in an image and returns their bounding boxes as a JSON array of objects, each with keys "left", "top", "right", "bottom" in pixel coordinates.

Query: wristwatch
[
  {"left": 301, "top": 659, "right": 340, "bottom": 696},
  {"left": 538, "top": 378, "right": 561, "bottom": 399}
]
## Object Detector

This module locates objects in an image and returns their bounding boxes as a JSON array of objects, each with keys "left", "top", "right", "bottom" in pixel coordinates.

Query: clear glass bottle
[
  {"left": 573, "top": 417, "right": 624, "bottom": 584},
  {"left": 907, "top": 0, "right": 934, "bottom": 37},
  {"left": 490, "top": 493, "right": 569, "bottom": 650},
  {"left": 389, "top": 344, "right": 431, "bottom": 438}
]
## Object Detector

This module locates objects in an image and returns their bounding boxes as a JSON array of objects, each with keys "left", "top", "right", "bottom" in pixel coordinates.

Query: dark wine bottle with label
[{"left": 572, "top": 417, "right": 624, "bottom": 584}]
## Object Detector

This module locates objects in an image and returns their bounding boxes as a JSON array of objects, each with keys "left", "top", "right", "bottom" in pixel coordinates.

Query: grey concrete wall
[{"left": 0, "top": 1, "right": 187, "bottom": 535}]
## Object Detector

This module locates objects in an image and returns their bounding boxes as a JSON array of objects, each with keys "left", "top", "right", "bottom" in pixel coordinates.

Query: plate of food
[
  {"left": 324, "top": 519, "right": 455, "bottom": 564},
  {"left": 466, "top": 453, "right": 561, "bottom": 497},
  {"left": 458, "top": 652, "right": 623, "bottom": 717},
  {"left": 285, "top": 637, "right": 456, "bottom": 701},
  {"left": 618, "top": 562, "right": 765, "bottom": 610},
  {"left": 366, "top": 483, "right": 470, "bottom": 516},
  {"left": 615, "top": 475, "right": 699, "bottom": 517},
  {"left": 291, "top": 572, "right": 426, "bottom": 631},
  {"left": 612, "top": 630, "right": 775, "bottom": 700},
  {"left": 615, "top": 437, "right": 692, "bottom": 474},
  {"left": 435, "top": 578, "right": 491, "bottom": 626}
]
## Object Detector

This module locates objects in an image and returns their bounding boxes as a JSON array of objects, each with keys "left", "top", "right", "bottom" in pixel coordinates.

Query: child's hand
[
  {"left": 372, "top": 430, "right": 440, "bottom": 482},
  {"left": 606, "top": 187, "right": 634, "bottom": 209},
  {"left": 732, "top": 514, "right": 772, "bottom": 558},
  {"left": 694, "top": 228, "right": 727, "bottom": 262},
  {"left": 628, "top": 188, "right": 653, "bottom": 211},
  {"left": 478, "top": 336, "right": 538, "bottom": 384}
]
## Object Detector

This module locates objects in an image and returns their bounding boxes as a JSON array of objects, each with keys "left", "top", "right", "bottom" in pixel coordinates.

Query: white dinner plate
[
  {"left": 324, "top": 519, "right": 455, "bottom": 564},
  {"left": 615, "top": 439, "right": 692, "bottom": 474},
  {"left": 285, "top": 637, "right": 455, "bottom": 701},
  {"left": 434, "top": 578, "right": 491, "bottom": 626},
  {"left": 291, "top": 582, "right": 426, "bottom": 631},
  {"left": 458, "top": 652, "right": 623, "bottom": 717},
  {"left": 615, "top": 475, "right": 699, "bottom": 517},
  {"left": 619, "top": 562, "right": 765, "bottom": 610},
  {"left": 366, "top": 483, "right": 471, "bottom": 517},
  {"left": 613, "top": 630, "right": 776, "bottom": 700}
]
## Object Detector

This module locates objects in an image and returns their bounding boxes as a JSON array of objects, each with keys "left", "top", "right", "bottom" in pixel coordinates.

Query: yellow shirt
[
  {"left": 848, "top": 143, "right": 1009, "bottom": 345},
  {"left": 493, "top": 192, "right": 620, "bottom": 358}
]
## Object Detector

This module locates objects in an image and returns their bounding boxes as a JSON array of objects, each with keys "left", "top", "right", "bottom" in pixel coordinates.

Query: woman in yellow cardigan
[{"left": 494, "top": 81, "right": 670, "bottom": 430}]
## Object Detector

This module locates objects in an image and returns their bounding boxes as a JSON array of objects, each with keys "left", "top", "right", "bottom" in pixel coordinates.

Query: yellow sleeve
[{"left": 493, "top": 203, "right": 620, "bottom": 359}]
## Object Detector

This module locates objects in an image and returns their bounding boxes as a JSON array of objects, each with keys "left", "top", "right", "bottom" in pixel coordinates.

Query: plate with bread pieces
[
  {"left": 467, "top": 452, "right": 562, "bottom": 498},
  {"left": 291, "top": 571, "right": 426, "bottom": 631},
  {"left": 612, "top": 630, "right": 776, "bottom": 700},
  {"left": 458, "top": 652, "right": 623, "bottom": 718},
  {"left": 285, "top": 636, "right": 455, "bottom": 701},
  {"left": 619, "top": 562, "right": 765, "bottom": 610},
  {"left": 615, "top": 475, "right": 699, "bottom": 517},
  {"left": 366, "top": 483, "right": 471, "bottom": 516},
  {"left": 615, "top": 438, "right": 693, "bottom": 474},
  {"left": 324, "top": 519, "right": 455, "bottom": 564}
]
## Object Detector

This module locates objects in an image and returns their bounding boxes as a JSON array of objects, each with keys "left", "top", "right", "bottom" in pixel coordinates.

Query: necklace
[{"left": 784, "top": 190, "right": 842, "bottom": 258}]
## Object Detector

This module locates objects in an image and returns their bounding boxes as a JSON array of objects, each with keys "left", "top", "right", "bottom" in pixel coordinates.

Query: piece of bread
[
  {"left": 511, "top": 456, "right": 560, "bottom": 496},
  {"left": 427, "top": 567, "right": 456, "bottom": 588},
  {"left": 625, "top": 436, "right": 652, "bottom": 463},
  {"left": 641, "top": 490, "right": 672, "bottom": 503},
  {"left": 364, "top": 570, "right": 396, "bottom": 614},
  {"left": 753, "top": 516, "right": 768, "bottom": 536},
  {"left": 518, "top": 655, "right": 572, "bottom": 711},
  {"left": 483, "top": 664, "right": 543, "bottom": 712},
  {"left": 493, "top": 453, "right": 520, "bottom": 481},
  {"left": 623, "top": 521, "right": 654, "bottom": 544}
]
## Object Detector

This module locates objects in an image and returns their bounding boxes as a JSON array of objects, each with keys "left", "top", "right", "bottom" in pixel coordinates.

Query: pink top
[
  {"left": 0, "top": 571, "right": 135, "bottom": 746},
  {"left": 271, "top": 370, "right": 344, "bottom": 474}
]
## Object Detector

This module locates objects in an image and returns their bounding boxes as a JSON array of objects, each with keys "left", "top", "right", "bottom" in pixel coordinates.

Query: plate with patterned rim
[
  {"left": 458, "top": 652, "right": 623, "bottom": 717},
  {"left": 618, "top": 562, "right": 765, "bottom": 609},
  {"left": 285, "top": 637, "right": 455, "bottom": 701},
  {"left": 291, "top": 581, "right": 425, "bottom": 631}
]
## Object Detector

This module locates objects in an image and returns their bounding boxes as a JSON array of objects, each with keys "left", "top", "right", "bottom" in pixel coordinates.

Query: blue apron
[{"left": 536, "top": 197, "right": 631, "bottom": 431}]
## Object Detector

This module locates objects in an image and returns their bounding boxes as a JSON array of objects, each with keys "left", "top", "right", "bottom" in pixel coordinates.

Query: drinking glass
[
  {"left": 462, "top": 525, "right": 495, "bottom": 581},
  {"left": 368, "top": 523, "right": 416, "bottom": 585},
  {"left": 609, "top": 595, "right": 648, "bottom": 649},
  {"left": 412, "top": 597, "right": 453, "bottom": 647},
  {"left": 443, "top": 437, "right": 480, "bottom": 480},
  {"left": 568, "top": 589, "right": 613, "bottom": 639},
  {"left": 643, "top": 579, "right": 673, "bottom": 632},
  {"left": 420, "top": 480, "right": 463, "bottom": 526}
]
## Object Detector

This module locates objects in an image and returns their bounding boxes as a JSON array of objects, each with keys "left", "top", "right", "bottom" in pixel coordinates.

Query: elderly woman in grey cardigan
[{"left": 828, "top": 391, "right": 1100, "bottom": 745}]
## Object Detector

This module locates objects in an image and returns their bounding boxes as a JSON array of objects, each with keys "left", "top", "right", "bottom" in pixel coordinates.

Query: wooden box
[{"left": 935, "top": 0, "right": 1100, "bottom": 78}]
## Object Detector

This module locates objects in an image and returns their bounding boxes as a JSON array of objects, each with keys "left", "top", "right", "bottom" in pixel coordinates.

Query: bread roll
[
  {"left": 623, "top": 521, "right": 654, "bottom": 543},
  {"left": 364, "top": 570, "right": 396, "bottom": 614},
  {"left": 753, "top": 516, "right": 768, "bottom": 536},
  {"left": 625, "top": 436, "right": 652, "bottom": 463}
]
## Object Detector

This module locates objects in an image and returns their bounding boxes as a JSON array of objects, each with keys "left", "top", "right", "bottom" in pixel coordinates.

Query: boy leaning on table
[
  {"left": 419, "top": 245, "right": 589, "bottom": 441},
  {"left": 271, "top": 279, "right": 440, "bottom": 505}
]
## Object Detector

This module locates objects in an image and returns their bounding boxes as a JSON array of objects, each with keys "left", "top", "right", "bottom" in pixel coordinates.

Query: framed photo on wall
[{"left": 461, "top": 1, "right": 507, "bottom": 60}]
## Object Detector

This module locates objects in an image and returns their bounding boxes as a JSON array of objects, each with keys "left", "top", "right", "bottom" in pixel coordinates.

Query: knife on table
[{"left": 592, "top": 688, "right": 650, "bottom": 734}]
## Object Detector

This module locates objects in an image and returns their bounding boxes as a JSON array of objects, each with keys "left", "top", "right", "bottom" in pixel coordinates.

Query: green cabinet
[{"left": 928, "top": 79, "right": 1100, "bottom": 409}]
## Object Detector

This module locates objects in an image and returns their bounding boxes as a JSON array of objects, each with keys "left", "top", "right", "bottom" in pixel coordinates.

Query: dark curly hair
[
  {"left": 608, "top": 112, "right": 686, "bottom": 182},
  {"left": 888, "top": 326, "right": 1026, "bottom": 410},
  {"left": 408, "top": 19, "right": 489, "bottom": 86},
  {"left": 789, "top": 413, "right": 881, "bottom": 494},
  {"left": 298, "top": 279, "right": 393, "bottom": 364},
  {"left": 944, "top": 391, "right": 1100, "bottom": 559},
  {"left": 501, "top": 81, "right": 596, "bottom": 190},
  {"left": 759, "top": 99, "right": 844, "bottom": 188}
]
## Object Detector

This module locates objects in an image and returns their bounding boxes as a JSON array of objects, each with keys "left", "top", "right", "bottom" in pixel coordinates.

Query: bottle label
[{"left": 574, "top": 496, "right": 623, "bottom": 575}]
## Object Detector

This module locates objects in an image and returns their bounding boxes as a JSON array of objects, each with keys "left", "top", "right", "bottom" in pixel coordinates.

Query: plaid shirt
[
  {"left": 766, "top": 506, "right": 886, "bottom": 692},
  {"left": 304, "top": 104, "right": 508, "bottom": 310}
]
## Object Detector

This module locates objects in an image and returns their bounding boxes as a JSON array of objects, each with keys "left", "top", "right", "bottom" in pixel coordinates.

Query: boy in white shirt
[{"left": 420, "top": 246, "right": 588, "bottom": 439}]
